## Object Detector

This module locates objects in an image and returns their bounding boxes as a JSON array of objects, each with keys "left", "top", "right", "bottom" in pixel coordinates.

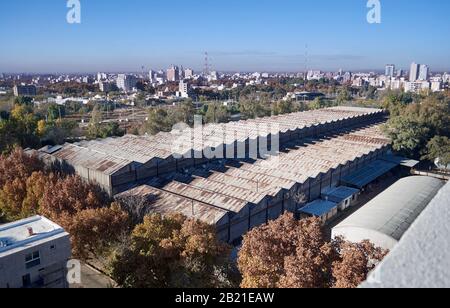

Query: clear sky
[{"left": 1, "top": 0, "right": 450, "bottom": 73}]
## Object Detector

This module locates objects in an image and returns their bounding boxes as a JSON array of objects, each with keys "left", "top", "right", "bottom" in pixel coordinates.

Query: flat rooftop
[
  {"left": 322, "top": 186, "right": 360, "bottom": 203},
  {"left": 0, "top": 216, "right": 68, "bottom": 257},
  {"left": 300, "top": 200, "right": 338, "bottom": 216}
]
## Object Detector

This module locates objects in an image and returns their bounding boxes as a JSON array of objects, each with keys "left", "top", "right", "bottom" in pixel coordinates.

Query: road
[{"left": 70, "top": 263, "right": 117, "bottom": 289}]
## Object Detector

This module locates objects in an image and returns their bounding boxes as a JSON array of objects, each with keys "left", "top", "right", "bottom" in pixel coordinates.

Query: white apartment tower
[
  {"left": 385, "top": 64, "right": 395, "bottom": 78},
  {"left": 418, "top": 65, "right": 430, "bottom": 81},
  {"left": 409, "top": 62, "right": 420, "bottom": 82},
  {"left": 116, "top": 74, "right": 137, "bottom": 92}
]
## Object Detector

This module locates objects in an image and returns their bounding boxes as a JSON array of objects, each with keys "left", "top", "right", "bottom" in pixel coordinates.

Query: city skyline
[{"left": 1, "top": 0, "right": 450, "bottom": 73}]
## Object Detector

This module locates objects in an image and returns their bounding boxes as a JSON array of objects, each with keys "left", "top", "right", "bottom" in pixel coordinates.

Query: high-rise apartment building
[
  {"left": 116, "top": 74, "right": 137, "bottom": 92},
  {"left": 409, "top": 62, "right": 420, "bottom": 82},
  {"left": 385, "top": 64, "right": 395, "bottom": 78},
  {"left": 418, "top": 64, "right": 430, "bottom": 81},
  {"left": 167, "top": 65, "right": 180, "bottom": 82},
  {"left": 184, "top": 68, "right": 194, "bottom": 79},
  {"left": 13, "top": 85, "right": 37, "bottom": 97}
]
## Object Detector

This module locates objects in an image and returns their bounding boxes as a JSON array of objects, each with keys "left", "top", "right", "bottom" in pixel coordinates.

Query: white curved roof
[{"left": 332, "top": 176, "right": 445, "bottom": 250}]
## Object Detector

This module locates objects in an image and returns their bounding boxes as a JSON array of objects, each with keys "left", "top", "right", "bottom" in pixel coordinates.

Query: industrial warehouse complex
[{"left": 29, "top": 106, "right": 420, "bottom": 243}]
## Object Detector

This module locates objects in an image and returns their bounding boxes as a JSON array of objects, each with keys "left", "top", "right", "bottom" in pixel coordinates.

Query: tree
[
  {"left": 238, "top": 213, "right": 332, "bottom": 288},
  {"left": 383, "top": 94, "right": 450, "bottom": 160},
  {"left": 272, "top": 100, "right": 295, "bottom": 115},
  {"left": 205, "top": 103, "right": 229, "bottom": 123},
  {"left": 173, "top": 101, "right": 196, "bottom": 125},
  {"left": 0, "top": 149, "right": 46, "bottom": 220},
  {"left": 383, "top": 117, "right": 431, "bottom": 157},
  {"left": 0, "top": 147, "right": 44, "bottom": 189},
  {"left": 87, "top": 104, "right": 103, "bottom": 139},
  {"left": 65, "top": 203, "right": 130, "bottom": 260},
  {"left": 424, "top": 136, "right": 450, "bottom": 166},
  {"left": 39, "top": 174, "right": 109, "bottom": 220},
  {"left": 238, "top": 213, "right": 388, "bottom": 289},
  {"left": 143, "top": 108, "right": 173, "bottom": 135},
  {"left": 336, "top": 88, "right": 352, "bottom": 104},
  {"left": 332, "top": 239, "right": 388, "bottom": 288},
  {"left": 108, "top": 213, "right": 237, "bottom": 288}
]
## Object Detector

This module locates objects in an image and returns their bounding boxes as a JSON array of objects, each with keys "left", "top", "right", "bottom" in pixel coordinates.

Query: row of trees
[
  {"left": 382, "top": 91, "right": 450, "bottom": 166},
  {"left": 0, "top": 148, "right": 129, "bottom": 260},
  {"left": 238, "top": 213, "right": 388, "bottom": 288},
  {"left": 141, "top": 99, "right": 306, "bottom": 136},
  {"left": 0, "top": 96, "right": 127, "bottom": 154}
]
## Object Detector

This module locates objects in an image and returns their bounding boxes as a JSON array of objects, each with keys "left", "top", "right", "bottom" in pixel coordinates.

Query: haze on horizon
[{"left": 1, "top": 0, "right": 450, "bottom": 73}]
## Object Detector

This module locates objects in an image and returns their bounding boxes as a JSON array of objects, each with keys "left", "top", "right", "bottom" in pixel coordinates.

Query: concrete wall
[{"left": 0, "top": 235, "right": 71, "bottom": 288}]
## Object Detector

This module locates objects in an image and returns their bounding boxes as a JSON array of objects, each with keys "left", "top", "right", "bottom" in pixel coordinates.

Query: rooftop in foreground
[
  {"left": 362, "top": 180, "right": 450, "bottom": 288},
  {"left": 0, "top": 216, "right": 68, "bottom": 257}
]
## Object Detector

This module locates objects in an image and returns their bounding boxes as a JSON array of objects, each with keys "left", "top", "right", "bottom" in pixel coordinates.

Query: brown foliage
[
  {"left": 0, "top": 148, "right": 45, "bottom": 220},
  {"left": 109, "top": 213, "right": 237, "bottom": 288},
  {"left": 0, "top": 147, "right": 44, "bottom": 188},
  {"left": 64, "top": 203, "right": 130, "bottom": 260},
  {"left": 39, "top": 174, "right": 109, "bottom": 219},
  {"left": 238, "top": 213, "right": 333, "bottom": 288},
  {"left": 332, "top": 239, "right": 388, "bottom": 289},
  {"left": 0, "top": 147, "right": 130, "bottom": 261},
  {"left": 238, "top": 213, "right": 388, "bottom": 289}
]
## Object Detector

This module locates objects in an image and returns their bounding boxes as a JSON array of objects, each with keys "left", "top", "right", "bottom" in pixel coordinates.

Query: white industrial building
[
  {"left": 332, "top": 176, "right": 445, "bottom": 250},
  {"left": 0, "top": 216, "right": 71, "bottom": 288}
]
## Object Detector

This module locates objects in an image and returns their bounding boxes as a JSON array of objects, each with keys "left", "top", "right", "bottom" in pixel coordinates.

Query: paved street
[{"left": 70, "top": 263, "right": 117, "bottom": 289}]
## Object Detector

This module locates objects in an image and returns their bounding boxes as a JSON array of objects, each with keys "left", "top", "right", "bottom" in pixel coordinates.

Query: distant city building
[
  {"left": 167, "top": 65, "right": 180, "bottom": 82},
  {"left": 0, "top": 216, "right": 71, "bottom": 288},
  {"left": 385, "top": 64, "right": 395, "bottom": 78},
  {"left": 409, "top": 62, "right": 420, "bottom": 82},
  {"left": 99, "top": 81, "right": 113, "bottom": 92},
  {"left": 307, "top": 70, "right": 323, "bottom": 81},
  {"left": 404, "top": 81, "right": 430, "bottom": 93},
  {"left": 178, "top": 81, "right": 190, "bottom": 98},
  {"left": 148, "top": 70, "right": 156, "bottom": 82},
  {"left": 116, "top": 74, "right": 137, "bottom": 92},
  {"left": 209, "top": 71, "right": 219, "bottom": 81},
  {"left": 431, "top": 81, "right": 442, "bottom": 92},
  {"left": 184, "top": 68, "right": 194, "bottom": 79},
  {"left": 418, "top": 64, "right": 430, "bottom": 81},
  {"left": 82, "top": 76, "right": 93, "bottom": 84},
  {"left": 443, "top": 73, "right": 450, "bottom": 83},
  {"left": 96, "top": 72, "right": 107, "bottom": 82},
  {"left": 13, "top": 85, "right": 37, "bottom": 97},
  {"left": 396, "top": 69, "right": 404, "bottom": 78}
]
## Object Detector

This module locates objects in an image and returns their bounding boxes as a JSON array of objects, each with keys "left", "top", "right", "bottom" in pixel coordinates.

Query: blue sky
[{"left": 1, "top": 0, "right": 450, "bottom": 73}]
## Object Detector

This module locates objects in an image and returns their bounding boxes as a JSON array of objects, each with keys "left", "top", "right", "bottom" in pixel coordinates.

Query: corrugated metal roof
[
  {"left": 341, "top": 159, "right": 398, "bottom": 188},
  {"left": 322, "top": 186, "right": 360, "bottom": 203},
  {"left": 52, "top": 143, "right": 132, "bottom": 176},
  {"left": 47, "top": 106, "right": 384, "bottom": 174},
  {"left": 333, "top": 176, "right": 445, "bottom": 241},
  {"left": 116, "top": 185, "right": 228, "bottom": 225},
  {"left": 300, "top": 200, "right": 338, "bottom": 216}
]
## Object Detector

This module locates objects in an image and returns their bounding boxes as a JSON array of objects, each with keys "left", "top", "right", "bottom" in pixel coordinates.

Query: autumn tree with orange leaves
[
  {"left": 0, "top": 148, "right": 130, "bottom": 260},
  {"left": 238, "top": 213, "right": 387, "bottom": 289},
  {"left": 108, "top": 213, "right": 239, "bottom": 288}
]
